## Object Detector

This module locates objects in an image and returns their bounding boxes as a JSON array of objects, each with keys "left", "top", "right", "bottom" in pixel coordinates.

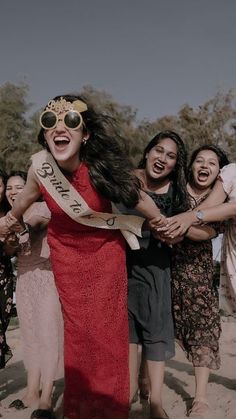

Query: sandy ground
[{"left": 0, "top": 317, "right": 236, "bottom": 419}]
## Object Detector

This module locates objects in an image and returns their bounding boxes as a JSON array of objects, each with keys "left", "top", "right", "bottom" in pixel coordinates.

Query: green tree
[
  {"left": 81, "top": 85, "right": 139, "bottom": 155},
  {"left": 177, "top": 90, "right": 236, "bottom": 159},
  {"left": 0, "top": 82, "right": 31, "bottom": 171}
]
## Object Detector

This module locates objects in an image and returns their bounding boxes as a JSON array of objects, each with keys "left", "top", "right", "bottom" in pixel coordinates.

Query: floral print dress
[
  {"left": 171, "top": 194, "right": 222, "bottom": 370},
  {"left": 0, "top": 241, "right": 13, "bottom": 368}
]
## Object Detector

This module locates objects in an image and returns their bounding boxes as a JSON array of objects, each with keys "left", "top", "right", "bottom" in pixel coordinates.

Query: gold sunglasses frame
[{"left": 40, "top": 109, "right": 84, "bottom": 131}]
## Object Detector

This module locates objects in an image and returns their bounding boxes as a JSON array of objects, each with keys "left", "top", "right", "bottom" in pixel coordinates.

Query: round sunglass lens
[
  {"left": 64, "top": 111, "right": 82, "bottom": 129},
  {"left": 41, "top": 111, "right": 57, "bottom": 129}
]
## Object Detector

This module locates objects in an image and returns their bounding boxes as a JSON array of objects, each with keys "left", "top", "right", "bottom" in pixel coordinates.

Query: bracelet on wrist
[
  {"left": 16, "top": 224, "right": 29, "bottom": 238},
  {"left": 195, "top": 210, "right": 205, "bottom": 224}
]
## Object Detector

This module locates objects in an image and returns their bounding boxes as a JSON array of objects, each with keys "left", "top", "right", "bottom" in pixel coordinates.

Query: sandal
[
  {"left": 188, "top": 398, "right": 210, "bottom": 417},
  {"left": 8, "top": 399, "right": 28, "bottom": 410}
]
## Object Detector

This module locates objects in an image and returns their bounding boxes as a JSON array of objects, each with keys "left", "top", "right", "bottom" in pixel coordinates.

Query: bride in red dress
[{"left": 5, "top": 94, "right": 162, "bottom": 419}]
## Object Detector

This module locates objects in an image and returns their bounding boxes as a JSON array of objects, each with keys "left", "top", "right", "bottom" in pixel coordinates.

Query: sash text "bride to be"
[{"left": 36, "top": 162, "right": 83, "bottom": 214}]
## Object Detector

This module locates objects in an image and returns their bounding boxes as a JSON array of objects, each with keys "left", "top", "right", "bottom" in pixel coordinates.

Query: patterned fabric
[
  {"left": 219, "top": 163, "right": 236, "bottom": 316},
  {"left": 0, "top": 240, "right": 13, "bottom": 368},
  {"left": 171, "top": 194, "right": 221, "bottom": 370},
  {"left": 41, "top": 163, "right": 129, "bottom": 419}
]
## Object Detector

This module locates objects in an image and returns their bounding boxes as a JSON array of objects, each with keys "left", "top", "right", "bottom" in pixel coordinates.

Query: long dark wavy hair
[
  {"left": 38, "top": 94, "right": 140, "bottom": 208},
  {"left": 0, "top": 169, "right": 10, "bottom": 213},
  {"left": 138, "top": 130, "right": 190, "bottom": 214},
  {"left": 188, "top": 144, "right": 230, "bottom": 185}
]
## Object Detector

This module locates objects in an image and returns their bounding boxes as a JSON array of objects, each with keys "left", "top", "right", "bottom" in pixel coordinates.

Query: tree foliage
[
  {"left": 1, "top": 82, "right": 236, "bottom": 173},
  {"left": 0, "top": 82, "right": 41, "bottom": 172},
  {"left": 177, "top": 91, "right": 236, "bottom": 158}
]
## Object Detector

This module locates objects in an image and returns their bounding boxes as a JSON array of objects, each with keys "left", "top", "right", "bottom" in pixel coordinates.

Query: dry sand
[{"left": 1, "top": 317, "right": 236, "bottom": 419}]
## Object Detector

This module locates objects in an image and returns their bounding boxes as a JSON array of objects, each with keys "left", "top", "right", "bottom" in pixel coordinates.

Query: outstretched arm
[
  {"left": 135, "top": 190, "right": 168, "bottom": 231},
  {"left": 186, "top": 224, "right": 217, "bottom": 241},
  {"left": 157, "top": 202, "right": 236, "bottom": 239},
  {"left": 135, "top": 190, "right": 161, "bottom": 219},
  {"left": 155, "top": 179, "right": 230, "bottom": 238},
  {"left": 9, "top": 165, "right": 41, "bottom": 220}
]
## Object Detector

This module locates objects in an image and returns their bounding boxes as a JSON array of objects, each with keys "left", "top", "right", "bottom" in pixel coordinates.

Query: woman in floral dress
[{"left": 171, "top": 145, "right": 229, "bottom": 417}]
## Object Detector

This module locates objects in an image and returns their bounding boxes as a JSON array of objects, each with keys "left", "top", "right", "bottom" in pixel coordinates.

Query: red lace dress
[{"left": 41, "top": 162, "right": 129, "bottom": 419}]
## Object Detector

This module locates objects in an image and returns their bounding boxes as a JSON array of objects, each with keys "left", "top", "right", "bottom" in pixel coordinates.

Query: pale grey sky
[{"left": 1, "top": 0, "right": 236, "bottom": 121}]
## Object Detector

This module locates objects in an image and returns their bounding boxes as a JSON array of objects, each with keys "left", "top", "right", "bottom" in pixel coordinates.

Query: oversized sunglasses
[{"left": 40, "top": 110, "right": 83, "bottom": 130}]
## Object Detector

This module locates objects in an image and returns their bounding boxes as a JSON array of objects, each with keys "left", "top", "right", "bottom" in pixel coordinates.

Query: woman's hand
[
  {"left": 152, "top": 229, "right": 184, "bottom": 245},
  {"left": 0, "top": 216, "right": 10, "bottom": 237},
  {"left": 6, "top": 211, "right": 25, "bottom": 233},
  {"left": 155, "top": 211, "right": 196, "bottom": 238},
  {"left": 149, "top": 214, "right": 168, "bottom": 230}
]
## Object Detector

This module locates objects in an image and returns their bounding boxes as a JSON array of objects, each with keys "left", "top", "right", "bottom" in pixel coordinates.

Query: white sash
[{"left": 31, "top": 150, "right": 144, "bottom": 249}]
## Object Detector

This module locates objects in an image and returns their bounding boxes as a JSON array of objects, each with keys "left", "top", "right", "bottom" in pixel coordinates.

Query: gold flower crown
[{"left": 45, "top": 97, "right": 88, "bottom": 113}]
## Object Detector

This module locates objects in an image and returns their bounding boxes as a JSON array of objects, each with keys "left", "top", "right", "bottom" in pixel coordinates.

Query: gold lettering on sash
[
  {"left": 70, "top": 200, "right": 83, "bottom": 213},
  {"left": 37, "top": 162, "right": 70, "bottom": 200}
]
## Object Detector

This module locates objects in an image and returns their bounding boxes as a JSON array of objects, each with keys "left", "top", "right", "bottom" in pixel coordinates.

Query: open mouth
[
  {"left": 153, "top": 161, "right": 164, "bottom": 173},
  {"left": 53, "top": 136, "right": 70, "bottom": 148},
  {"left": 197, "top": 170, "right": 209, "bottom": 181}
]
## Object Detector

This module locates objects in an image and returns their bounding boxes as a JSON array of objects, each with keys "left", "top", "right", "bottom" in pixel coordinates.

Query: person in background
[
  {"left": 157, "top": 154, "right": 236, "bottom": 318},
  {"left": 5, "top": 171, "right": 63, "bottom": 419},
  {"left": 0, "top": 169, "right": 13, "bottom": 370},
  {"left": 127, "top": 131, "right": 189, "bottom": 419},
  {"left": 171, "top": 145, "right": 229, "bottom": 417}
]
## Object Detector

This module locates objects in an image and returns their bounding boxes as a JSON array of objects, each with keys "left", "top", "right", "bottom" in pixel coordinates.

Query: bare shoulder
[
  {"left": 27, "top": 164, "right": 40, "bottom": 185},
  {"left": 134, "top": 169, "right": 145, "bottom": 188}
]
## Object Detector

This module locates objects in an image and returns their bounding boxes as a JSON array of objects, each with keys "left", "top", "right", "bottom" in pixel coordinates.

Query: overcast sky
[{"left": 1, "top": 0, "right": 236, "bottom": 121}]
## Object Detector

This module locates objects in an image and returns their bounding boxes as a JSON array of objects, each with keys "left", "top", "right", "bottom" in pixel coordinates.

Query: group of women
[{"left": 0, "top": 93, "right": 235, "bottom": 419}]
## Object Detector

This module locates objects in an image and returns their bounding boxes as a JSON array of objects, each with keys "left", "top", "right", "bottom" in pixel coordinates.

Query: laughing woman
[
  {"left": 127, "top": 131, "right": 189, "bottom": 419},
  {"left": 4, "top": 94, "right": 163, "bottom": 419},
  {"left": 171, "top": 145, "right": 229, "bottom": 417}
]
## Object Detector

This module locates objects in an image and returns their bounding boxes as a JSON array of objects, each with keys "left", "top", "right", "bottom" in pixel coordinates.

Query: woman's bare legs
[
  {"left": 39, "top": 380, "right": 54, "bottom": 410},
  {"left": 22, "top": 370, "right": 54, "bottom": 410},
  {"left": 22, "top": 368, "right": 40, "bottom": 407},
  {"left": 138, "top": 352, "right": 150, "bottom": 400},
  {"left": 129, "top": 343, "right": 139, "bottom": 403},
  {"left": 194, "top": 366, "right": 210, "bottom": 400},
  {"left": 147, "top": 360, "right": 168, "bottom": 419},
  {"left": 189, "top": 366, "right": 210, "bottom": 415}
]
